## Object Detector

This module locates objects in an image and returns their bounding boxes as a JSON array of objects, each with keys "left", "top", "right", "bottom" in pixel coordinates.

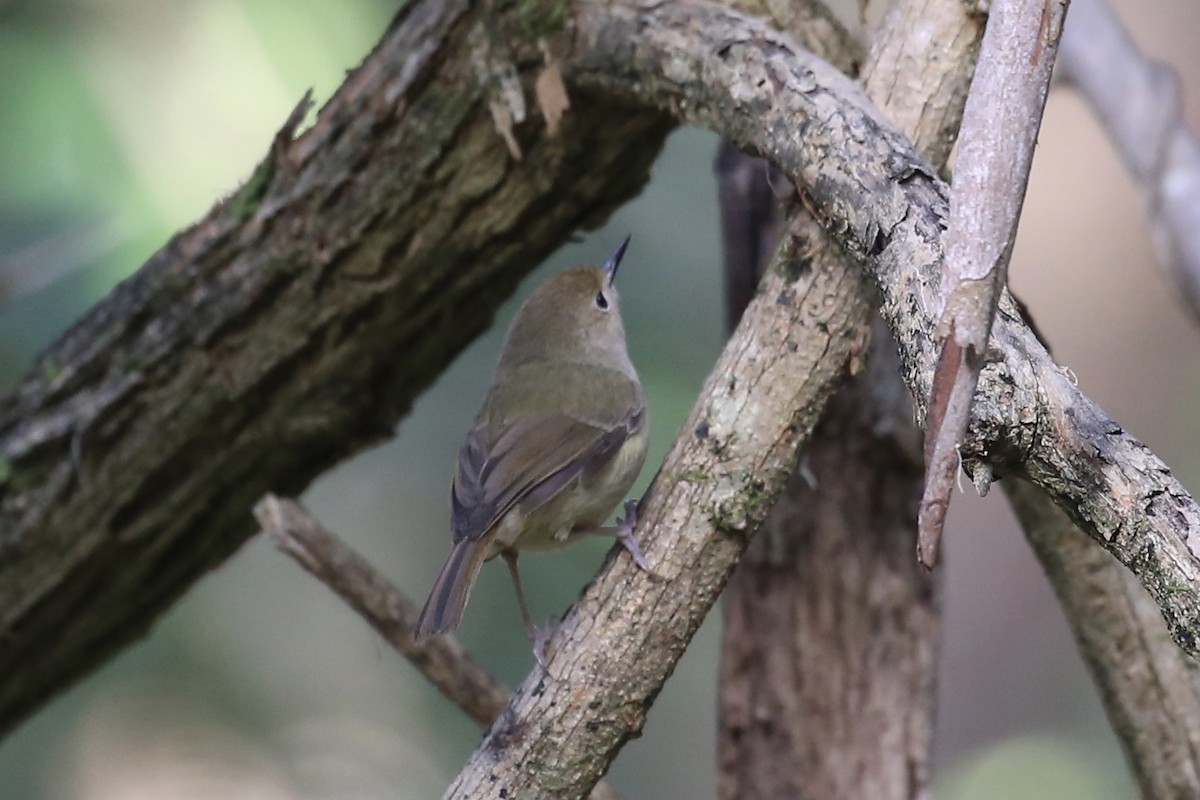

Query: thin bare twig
[
  {"left": 1058, "top": 0, "right": 1200, "bottom": 323},
  {"left": 253, "top": 494, "right": 509, "bottom": 725},
  {"left": 252, "top": 494, "right": 623, "bottom": 800},
  {"left": 917, "top": 0, "right": 1068, "bottom": 567}
]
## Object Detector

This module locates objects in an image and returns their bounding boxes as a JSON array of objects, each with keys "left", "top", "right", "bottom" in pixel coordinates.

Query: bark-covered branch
[
  {"left": 253, "top": 495, "right": 623, "bottom": 800},
  {"left": 1010, "top": 479, "right": 1200, "bottom": 799},
  {"left": 445, "top": 3, "right": 1200, "bottom": 792},
  {"left": 255, "top": 495, "right": 510, "bottom": 727},
  {"left": 568, "top": 0, "right": 1200, "bottom": 656},
  {"left": 917, "top": 0, "right": 1066, "bottom": 566},
  {"left": 1, "top": 6, "right": 1198, "bottom": 793},
  {"left": 0, "top": 0, "right": 674, "bottom": 737},
  {"left": 718, "top": 313, "right": 937, "bottom": 800},
  {"left": 718, "top": 0, "right": 979, "bottom": 795},
  {"left": 1024, "top": 2, "right": 1200, "bottom": 789},
  {"left": 447, "top": 203, "right": 872, "bottom": 800}
]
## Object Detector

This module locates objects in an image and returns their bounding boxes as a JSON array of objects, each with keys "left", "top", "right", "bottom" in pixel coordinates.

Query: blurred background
[{"left": 0, "top": 0, "right": 1198, "bottom": 797}]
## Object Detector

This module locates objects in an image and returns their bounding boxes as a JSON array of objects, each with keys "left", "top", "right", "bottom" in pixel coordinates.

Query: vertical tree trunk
[
  {"left": 715, "top": 1, "right": 984, "bottom": 793},
  {"left": 719, "top": 337, "right": 936, "bottom": 799},
  {"left": 715, "top": 166, "right": 937, "bottom": 797}
]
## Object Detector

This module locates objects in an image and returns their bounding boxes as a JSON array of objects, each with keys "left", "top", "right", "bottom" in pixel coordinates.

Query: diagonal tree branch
[
  {"left": 568, "top": 0, "right": 1200, "bottom": 656},
  {"left": 254, "top": 495, "right": 510, "bottom": 728},
  {"left": 443, "top": 3, "right": 1200, "bottom": 794},
  {"left": 0, "top": 0, "right": 879, "bottom": 745},
  {"left": 447, "top": 198, "right": 873, "bottom": 800},
  {"left": 1009, "top": 479, "right": 1200, "bottom": 798},
  {"left": 1016, "top": 1, "right": 1200, "bottom": 790},
  {"left": 2, "top": 1, "right": 1198, "bottom": 778},
  {"left": 0, "top": 1, "right": 677, "bottom": 738}
]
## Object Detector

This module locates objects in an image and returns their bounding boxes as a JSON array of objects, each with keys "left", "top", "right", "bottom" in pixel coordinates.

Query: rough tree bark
[
  {"left": 254, "top": 494, "right": 626, "bottom": 800},
  {"left": 1009, "top": 2, "right": 1200, "bottom": 792},
  {"left": 445, "top": 194, "right": 873, "bottom": 800},
  {"left": 566, "top": 0, "right": 1200, "bottom": 656},
  {"left": 444, "top": 3, "right": 1200, "bottom": 795},
  {"left": 717, "top": 0, "right": 980, "bottom": 797},
  {"left": 718, "top": 310, "right": 935, "bottom": 800},
  {"left": 1, "top": 5, "right": 1199, "bottom": 800},
  {"left": 0, "top": 0, "right": 674, "bottom": 736}
]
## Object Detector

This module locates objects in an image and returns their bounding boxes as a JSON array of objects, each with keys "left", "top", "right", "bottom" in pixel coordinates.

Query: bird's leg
[
  {"left": 502, "top": 550, "right": 553, "bottom": 667},
  {"left": 568, "top": 499, "right": 660, "bottom": 577}
]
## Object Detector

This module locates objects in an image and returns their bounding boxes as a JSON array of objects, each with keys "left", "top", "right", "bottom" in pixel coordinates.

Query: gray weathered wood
[
  {"left": 1012, "top": 479, "right": 1200, "bottom": 799},
  {"left": 717, "top": 0, "right": 980, "bottom": 796},
  {"left": 918, "top": 0, "right": 1067, "bottom": 566},
  {"left": 569, "top": 0, "right": 1200, "bottom": 658}
]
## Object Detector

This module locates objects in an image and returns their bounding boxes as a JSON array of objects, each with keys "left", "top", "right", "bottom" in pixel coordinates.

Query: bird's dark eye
[{"left": 595, "top": 291, "right": 609, "bottom": 310}]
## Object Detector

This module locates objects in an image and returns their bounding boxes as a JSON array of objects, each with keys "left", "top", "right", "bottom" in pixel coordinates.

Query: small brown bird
[{"left": 414, "top": 236, "right": 652, "bottom": 661}]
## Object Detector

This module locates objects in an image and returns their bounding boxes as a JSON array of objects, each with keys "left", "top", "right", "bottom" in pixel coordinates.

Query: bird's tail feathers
[{"left": 414, "top": 540, "right": 489, "bottom": 641}]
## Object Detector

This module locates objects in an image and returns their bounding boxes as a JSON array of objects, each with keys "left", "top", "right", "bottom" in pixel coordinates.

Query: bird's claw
[
  {"left": 615, "top": 500, "right": 663, "bottom": 580},
  {"left": 616, "top": 499, "right": 639, "bottom": 530},
  {"left": 526, "top": 618, "right": 559, "bottom": 668}
]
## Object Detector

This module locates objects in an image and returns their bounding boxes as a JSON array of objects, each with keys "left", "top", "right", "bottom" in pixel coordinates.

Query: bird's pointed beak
[{"left": 603, "top": 234, "right": 632, "bottom": 285}]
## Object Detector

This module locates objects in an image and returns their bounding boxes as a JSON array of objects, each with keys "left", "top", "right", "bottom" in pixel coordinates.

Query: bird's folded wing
[{"left": 450, "top": 407, "right": 642, "bottom": 544}]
